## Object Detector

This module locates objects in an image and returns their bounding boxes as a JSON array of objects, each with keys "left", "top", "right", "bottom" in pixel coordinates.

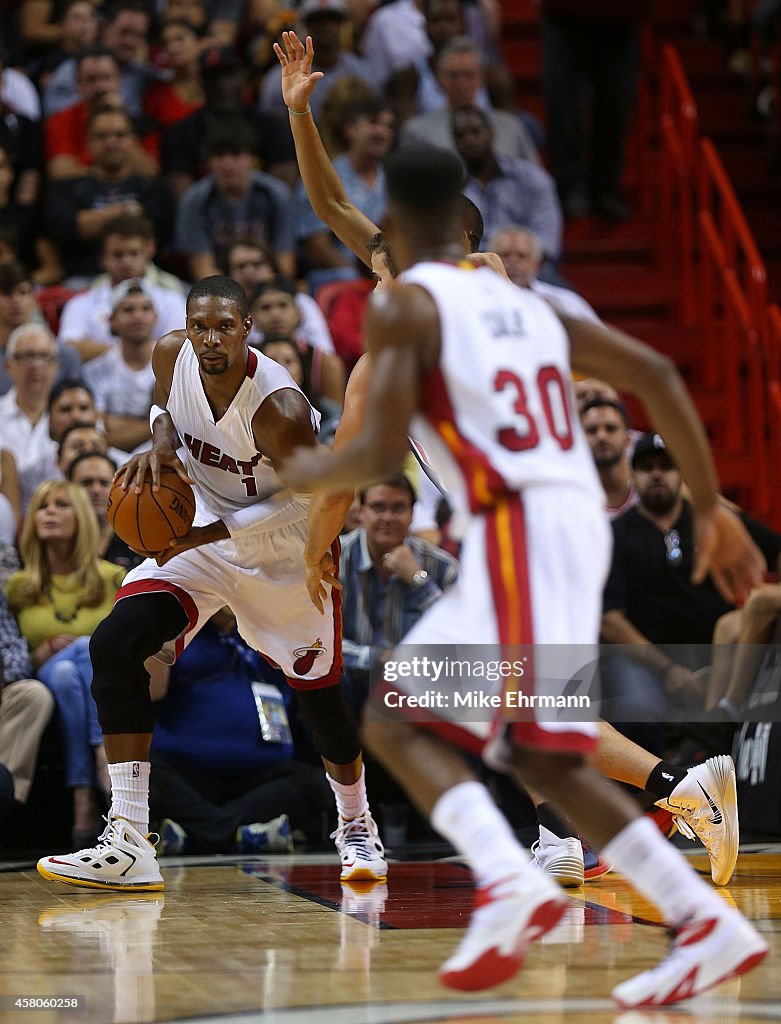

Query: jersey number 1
[{"left": 494, "top": 365, "right": 574, "bottom": 452}]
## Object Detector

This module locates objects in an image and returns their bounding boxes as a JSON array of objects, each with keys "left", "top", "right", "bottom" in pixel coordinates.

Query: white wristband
[
  {"left": 222, "top": 490, "right": 309, "bottom": 538},
  {"left": 149, "top": 404, "right": 167, "bottom": 431}
]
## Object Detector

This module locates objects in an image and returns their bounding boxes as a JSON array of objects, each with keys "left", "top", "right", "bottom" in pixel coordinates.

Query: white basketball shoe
[
  {"left": 37, "top": 817, "right": 164, "bottom": 891},
  {"left": 531, "top": 826, "right": 585, "bottom": 887},
  {"left": 655, "top": 755, "right": 738, "bottom": 886},
  {"left": 331, "top": 810, "right": 388, "bottom": 882}
]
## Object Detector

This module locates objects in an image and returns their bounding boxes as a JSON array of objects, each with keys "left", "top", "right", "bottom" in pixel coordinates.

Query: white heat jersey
[
  {"left": 403, "top": 262, "right": 602, "bottom": 531},
  {"left": 167, "top": 342, "right": 319, "bottom": 524}
]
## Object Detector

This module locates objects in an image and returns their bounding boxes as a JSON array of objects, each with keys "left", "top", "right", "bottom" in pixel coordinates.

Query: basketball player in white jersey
[
  {"left": 37, "top": 275, "right": 387, "bottom": 891},
  {"left": 281, "top": 146, "right": 768, "bottom": 1007},
  {"left": 276, "top": 28, "right": 745, "bottom": 892}
]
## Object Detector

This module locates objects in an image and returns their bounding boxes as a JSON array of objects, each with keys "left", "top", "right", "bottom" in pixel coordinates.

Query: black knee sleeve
[
  {"left": 91, "top": 593, "right": 189, "bottom": 734},
  {"left": 296, "top": 686, "right": 361, "bottom": 765}
]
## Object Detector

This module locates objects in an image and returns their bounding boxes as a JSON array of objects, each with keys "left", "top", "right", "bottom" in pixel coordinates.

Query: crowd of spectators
[{"left": 0, "top": 0, "right": 778, "bottom": 852}]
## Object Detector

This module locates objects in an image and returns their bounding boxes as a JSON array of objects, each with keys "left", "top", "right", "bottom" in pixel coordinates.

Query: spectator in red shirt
[
  {"left": 45, "top": 45, "right": 157, "bottom": 181},
  {"left": 143, "top": 18, "right": 204, "bottom": 161},
  {"left": 322, "top": 253, "right": 376, "bottom": 373}
]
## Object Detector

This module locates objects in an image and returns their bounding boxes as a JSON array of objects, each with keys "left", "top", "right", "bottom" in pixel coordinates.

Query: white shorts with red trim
[
  {"left": 387, "top": 484, "right": 611, "bottom": 756},
  {"left": 116, "top": 519, "right": 342, "bottom": 690}
]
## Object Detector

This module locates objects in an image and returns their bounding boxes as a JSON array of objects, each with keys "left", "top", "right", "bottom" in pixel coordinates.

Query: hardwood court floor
[{"left": 0, "top": 849, "right": 779, "bottom": 1024}]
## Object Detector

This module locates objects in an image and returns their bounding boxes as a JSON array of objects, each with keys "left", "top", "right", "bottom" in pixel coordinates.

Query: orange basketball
[{"left": 107, "top": 465, "right": 196, "bottom": 555}]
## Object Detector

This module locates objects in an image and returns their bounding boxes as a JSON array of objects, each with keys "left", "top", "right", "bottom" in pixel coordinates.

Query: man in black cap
[
  {"left": 162, "top": 45, "right": 297, "bottom": 198},
  {"left": 601, "top": 432, "right": 781, "bottom": 712}
]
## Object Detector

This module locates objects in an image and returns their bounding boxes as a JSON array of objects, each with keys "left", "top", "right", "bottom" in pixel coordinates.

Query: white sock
[
  {"left": 431, "top": 780, "right": 531, "bottom": 889},
  {"left": 603, "top": 816, "right": 722, "bottom": 925},
  {"left": 327, "top": 766, "right": 368, "bottom": 820},
  {"left": 108, "top": 761, "right": 150, "bottom": 836}
]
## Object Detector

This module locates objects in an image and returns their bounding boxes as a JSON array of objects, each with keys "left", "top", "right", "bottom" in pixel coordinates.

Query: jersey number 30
[{"left": 494, "top": 365, "right": 574, "bottom": 452}]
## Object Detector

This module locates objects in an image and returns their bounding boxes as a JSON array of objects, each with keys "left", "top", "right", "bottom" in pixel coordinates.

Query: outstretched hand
[
  {"left": 692, "top": 502, "right": 765, "bottom": 604},
  {"left": 273, "top": 31, "right": 324, "bottom": 112}
]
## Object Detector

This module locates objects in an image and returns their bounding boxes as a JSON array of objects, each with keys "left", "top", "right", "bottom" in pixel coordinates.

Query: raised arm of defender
[{"left": 274, "top": 31, "right": 380, "bottom": 267}]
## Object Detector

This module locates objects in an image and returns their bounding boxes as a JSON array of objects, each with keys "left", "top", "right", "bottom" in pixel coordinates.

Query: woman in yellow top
[{"left": 6, "top": 481, "right": 125, "bottom": 846}]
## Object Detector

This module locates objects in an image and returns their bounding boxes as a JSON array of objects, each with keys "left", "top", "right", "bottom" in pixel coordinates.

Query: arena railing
[
  {"left": 697, "top": 138, "right": 768, "bottom": 344},
  {"left": 697, "top": 138, "right": 769, "bottom": 514},
  {"left": 768, "top": 305, "right": 781, "bottom": 526},
  {"left": 655, "top": 45, "right": 773, "bottom": 518},
  {"left": 659, "top": 44, "right": 699, "bottom": 324}
]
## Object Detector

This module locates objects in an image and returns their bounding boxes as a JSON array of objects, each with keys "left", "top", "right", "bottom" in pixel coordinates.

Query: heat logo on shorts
[{"left": 292, "top": 639, "right": 326, "bottom": 675}]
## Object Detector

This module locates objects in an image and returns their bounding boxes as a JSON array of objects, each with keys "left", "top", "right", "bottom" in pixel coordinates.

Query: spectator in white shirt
[
  {"left": 0, "top": 324, "right": 60, "bottom": 512},
  {"left": 57, "top": 214, "right": 186, "bottom": 364},
  {"left": 361, "top": 0, "right": 430, "bottom": 88},
  {"left": 83, "top": 280, "right": 155, "bottom": 452},
  {"left": 0, "top": 48, "right": 41, "bottom": 121},
  {"left": 487, "top": 223, "right": 600, "bottom": 322}
]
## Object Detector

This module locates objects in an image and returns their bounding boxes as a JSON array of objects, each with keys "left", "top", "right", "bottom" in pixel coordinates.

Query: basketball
[{"left": 107, "top": 465, "right": 196, "bottom": 555}]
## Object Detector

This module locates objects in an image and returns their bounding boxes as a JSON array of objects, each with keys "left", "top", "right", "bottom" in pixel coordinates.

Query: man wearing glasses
[
  {"left": 0, "top": 324, "right": 59, "bottom": 511},
  {"left": 601, "top": 432, "right": 781, "bottom": 716},
  {"left": 338, "top": 474, "right": 458, "bottom": 713}
]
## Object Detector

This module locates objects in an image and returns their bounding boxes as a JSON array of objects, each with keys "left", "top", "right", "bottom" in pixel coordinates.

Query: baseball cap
[
  {"left": 300, "top": 0, "right": 348, "bottom": 19},
  {"left": 109, "top": 278, "right": 155, "bottom": 314},
  {"left": 630, "top": 432, "right": 676, "bottom": 470},
  {"left": 199, "top": 45, "right": 242, "bottom": 75}
]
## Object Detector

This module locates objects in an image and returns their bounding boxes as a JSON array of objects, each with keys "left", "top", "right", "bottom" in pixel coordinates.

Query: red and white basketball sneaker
[
  {"left": 37, "top": 817, "right": 164, "bottom": 891},
  {"left": 612, "top": 906, "right": 768, "bottom": 1008},
  {"left": 439, "top": 870, "right": 569, "bottom": 991}
]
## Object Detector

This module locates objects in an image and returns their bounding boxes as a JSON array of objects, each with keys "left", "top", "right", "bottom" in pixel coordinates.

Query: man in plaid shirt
[{"left": 339, "top": 475, "right": 458, "bottom": 698}]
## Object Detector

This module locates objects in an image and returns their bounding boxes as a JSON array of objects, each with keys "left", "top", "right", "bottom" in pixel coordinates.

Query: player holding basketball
[
  {"left": 281, "top": 146, "right": 768, "bottom": 1006},
  {"left": 37, "top": 275, "right": 387, "bottom": 891}
]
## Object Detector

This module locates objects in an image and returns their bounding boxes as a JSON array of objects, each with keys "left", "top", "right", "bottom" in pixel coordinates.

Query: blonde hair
[{"left": 10, "top": 480, "right": 105, "bottom": 612}]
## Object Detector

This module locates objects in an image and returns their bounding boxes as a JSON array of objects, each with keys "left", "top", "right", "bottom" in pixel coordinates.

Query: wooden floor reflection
[{"left": 1, "top": 849, "right": 779, "bottom": 1024}]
